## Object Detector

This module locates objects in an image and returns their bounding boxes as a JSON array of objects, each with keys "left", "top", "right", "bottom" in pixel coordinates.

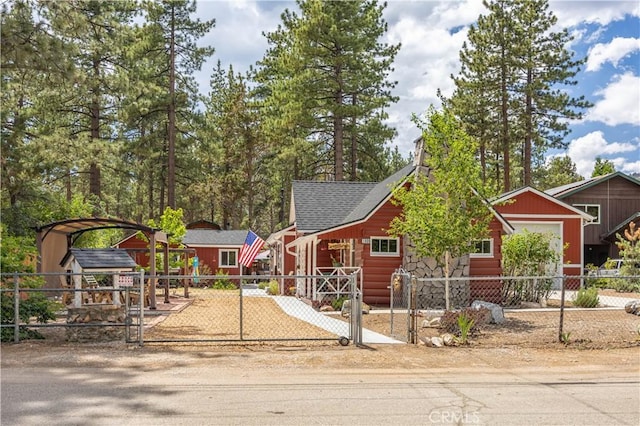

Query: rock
[
  {"left": 431, "top": 336, "right": 444, "bottom": 347},
  {"left": 520, "top": 301, "right": 541, "bottom": 309},
  {"left": 341, "top": 299, "right": 370, "bottom": 316},
  {"left": 319, "top": 305, "right": 334, "bottom": 312},
  {"left": 420, "top": 336, "right": 432, "bottom": 346},
  {"left": 624, "top": 300, "right": 640, "bottom": 315},
  {"left": 471, "top": 300, "right": 505, "bottom": 324},
  {"left": 442, "top": 333, "right": 456, "bottom": 346}
]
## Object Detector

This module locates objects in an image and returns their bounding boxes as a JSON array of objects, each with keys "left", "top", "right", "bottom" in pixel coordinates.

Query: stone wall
[
  {"left": 403, "top": 241, "right": 470, "bottom": 309},
  {"left": 66, "top": 305, "right": 126, "bottom": 342}
]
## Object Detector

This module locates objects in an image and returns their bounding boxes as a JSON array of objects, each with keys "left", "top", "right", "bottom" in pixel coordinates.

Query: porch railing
[{"left": 311, "top": 267, "right": 362, "bottom": 302}]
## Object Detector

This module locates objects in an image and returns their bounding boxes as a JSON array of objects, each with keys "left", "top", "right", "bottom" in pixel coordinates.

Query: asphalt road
[{"left": 2, "top": 363, "right": 638, "bottom": 425}]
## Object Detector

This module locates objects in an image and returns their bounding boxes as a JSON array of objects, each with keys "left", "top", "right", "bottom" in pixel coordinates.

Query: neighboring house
[
  {"left": 473, "top": 187, "right": 593, "bottom": 277},
  {"left": 114, "top": 218, "right": 249, "bottom": 274},
  {"left": 182, "top": 229, "right": 253, "bottom": 276},
  {"left": 269, "top": 159, "right": 592, "bottom": 306},
  {"left": 546, "top": 172, "right": 640, "bottom": 267}
]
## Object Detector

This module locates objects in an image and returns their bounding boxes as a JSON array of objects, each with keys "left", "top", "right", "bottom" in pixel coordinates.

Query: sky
[{"left": 191, "top": 0, "right": 640, "bottom": 179}]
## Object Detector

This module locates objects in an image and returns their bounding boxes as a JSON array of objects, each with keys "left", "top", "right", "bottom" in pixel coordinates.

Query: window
[
  {"left": 573, "top": 204, "right": 600, "bottom": 224},
  {"left": 370, "top": 237, "right": 399, "bottom": 256},
  {"left": 470, "top": 239, "right": 493, "bottom": 257},
  {"left": 219, "top": 249, "right": 238, "bottom": 267}
]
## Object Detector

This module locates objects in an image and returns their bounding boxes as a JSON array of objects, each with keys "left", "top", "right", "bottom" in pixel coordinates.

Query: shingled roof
[
  {"left": 545, "top": 172, "right": 640, "bottom": 198},
  {"left": 292, "top": 164, "right": 416, "bottom": 233},
  {"left": 61, "top": 248, "right": 138, "bottom": 270},
  {"left": 183, "top": 229, "right": 250, "bottom": 246}
]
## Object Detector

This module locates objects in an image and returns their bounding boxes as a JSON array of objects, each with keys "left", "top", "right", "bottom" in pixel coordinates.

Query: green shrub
[
  {"left": 610, "top": 278, "right": 640, "bottom": 293},
  {"left": 266, "top": 280, "right": 279, "bottom": 295},
  {"left": 440, "top": 308, "right": 488, "bottom": 336},
  {"left": 1, "top": 277, "right": 62, "bottom": 342},
  {"left": 331, "top": 296, "right": 348, "bottom": 311},
  {"left": 258, "top": 282, "right": 267, "bottom": 290},
  {"left": 211, "top": 269, "right": 237, "bottom": 290},
  {"left": 573, "top": 287, "right": 599, "bottom": 308},
  {"left": 457, "top": 312, "right": 475, "bottom": 344}
]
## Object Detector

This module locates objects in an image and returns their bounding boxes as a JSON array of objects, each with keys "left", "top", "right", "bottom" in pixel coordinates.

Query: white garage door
[{"left": 511, "top": 222, "right": 563, "bottom": 277}]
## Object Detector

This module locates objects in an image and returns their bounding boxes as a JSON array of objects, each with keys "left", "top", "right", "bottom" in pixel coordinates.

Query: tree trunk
[
  {"left": 167, "top": 4, "right": 176, "bottom": 209},
  {"left": 334, "top": 64, "right": 344, "bottom": 181},
  {"left": 350, "top": 94, "right": 357, "bottom": 181},
  {"left": 524, "top": 67, "right": 533, "bottom": 186},
  {"left": 444, "top": 250, "right": 451, "bottom": 310},
  {"left": 89, "top": 57, "right": 101, "bottom": 203},
  {"left": 501, "top": 62, "right": 510, "bottom": 192}
]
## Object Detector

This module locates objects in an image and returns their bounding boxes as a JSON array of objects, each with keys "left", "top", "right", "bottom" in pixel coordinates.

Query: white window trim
[
  {"left": 573, "top": 204, "right": 600, "bottom": 224},
  {"left": 219, "top": 249, "right": 238, "bottom": 268},
  {"left": 370, "top": 236, "right": 400, "bottom": 257},
  {"left": 470, "top": 238, "right": 494, "bottom": 258}
]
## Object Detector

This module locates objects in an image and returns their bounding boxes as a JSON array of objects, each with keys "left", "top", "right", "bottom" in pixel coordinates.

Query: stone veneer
[
  {"left": 402, "top": 240, "right": 470, "bottom": 309},
  {"left": 66, "top": 305, "right": 126, "bottom": 342}
]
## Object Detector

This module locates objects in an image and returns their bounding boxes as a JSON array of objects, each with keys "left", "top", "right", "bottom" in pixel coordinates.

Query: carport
[{"left": 33, "top": 218, "right": 168, "bottom": 309}]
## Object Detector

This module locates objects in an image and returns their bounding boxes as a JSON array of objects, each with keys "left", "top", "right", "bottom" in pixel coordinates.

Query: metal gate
[{"left": 138, "top": 273, "right": 362, "bottom": 345}]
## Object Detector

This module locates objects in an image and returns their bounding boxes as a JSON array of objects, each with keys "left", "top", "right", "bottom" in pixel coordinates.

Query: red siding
[
  {"left": 469, "top": 219, "right": 504, "bottom": 276},
  {"left": 314, "top": 198, "right": 403, "bottom": 305},
  {"left": 498, "top": 191, "right": 572, "bottom": 215}
]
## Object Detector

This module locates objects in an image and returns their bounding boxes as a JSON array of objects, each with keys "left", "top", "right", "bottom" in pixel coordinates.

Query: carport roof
[{"left": 34, "top": 217, "right": 159, "bottom": 240}]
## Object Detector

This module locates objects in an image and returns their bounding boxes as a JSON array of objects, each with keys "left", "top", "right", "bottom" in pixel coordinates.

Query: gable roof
[
  {"left": 545, "top": 172, "right": 640, "bottom": 198},
  {"left": 183, "top": 229, "right": 250, "bottom": 247},
  {"left": 493, "top": 186, "right": 594, "bottom": 220},
  {"left": 291, "top": 164, "right": 416, "bottom": 233},
  {"left": 61, "top": 248, "right": 138, "bottom": 270}
]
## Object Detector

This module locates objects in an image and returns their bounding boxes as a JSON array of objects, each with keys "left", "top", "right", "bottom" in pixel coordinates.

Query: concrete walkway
[
  {"left": 549, "top": 290, "right": 638, "bottom": 308},
  {"left": 241, "top": 285, "right": 403, "bottom": 344},
  {"left": 273, "top": 296, "right": 404, "bottom": 344}
]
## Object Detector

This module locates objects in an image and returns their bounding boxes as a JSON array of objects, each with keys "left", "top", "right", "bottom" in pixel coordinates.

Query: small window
[
  {"left": 573, "top": 204, "right": 600, "bottom": 224},
  {"left": 219, "top": 249, "right": 238, "bottom": 267},
  {"left": 470, "top": 239, "right": 493, "bottom": 257},
  {"left": 370, "top": 237, "right": 399, "bottom": 256}
]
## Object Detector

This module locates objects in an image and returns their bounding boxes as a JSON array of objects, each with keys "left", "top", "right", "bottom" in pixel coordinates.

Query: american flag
[{"left": 238, "top": 230, "right": 265, "bottom": 268}]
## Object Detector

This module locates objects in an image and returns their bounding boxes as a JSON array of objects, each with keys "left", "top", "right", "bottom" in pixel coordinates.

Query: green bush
[
  {"left": 610, "top": 278, "right": 640, "bottom": 293},
  {"left": 440, "top": 308, "right": 488, "bottom": 337},
  {"left": 331, "top": 296, "right": 348, "bottom": 311},
  {"left": 1, "top": 277, "right": 62, "bottom": 342},
  {"left": 266, "top": 280, "right": 279, "bottom": 295},
  {"left": 573, "top": 287, "right": 599, "bottom": 308},
  {"left": 210, "top": 269, "right": 237, "bottom": 290}
]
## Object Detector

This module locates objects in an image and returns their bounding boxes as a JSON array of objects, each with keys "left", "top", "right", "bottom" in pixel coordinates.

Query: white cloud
[
  {"left": 566, "top": 131, "right": 639, "bottom": 176},
  {"left": 586, "top": 73, "right": 640, "bottom": 126},
  {"left": 551, "top": 0, "right": 640, "bottom": 27},
  {"left": 586, "top": 37, "right": 640, "bottom": 71}
]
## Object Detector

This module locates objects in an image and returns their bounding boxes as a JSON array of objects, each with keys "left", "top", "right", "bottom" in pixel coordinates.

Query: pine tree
[
  {"left": 255, "top": 0, "right": 399, "bottom": 182},
  {"left": 592, "top": 157, "right": 615, "bottom": 177},
  {"left": 449, "top": 0, "right": 591, "bottom": 191},
  {"left": 142, "top": 0, "right": 214, "bottom": 209}
]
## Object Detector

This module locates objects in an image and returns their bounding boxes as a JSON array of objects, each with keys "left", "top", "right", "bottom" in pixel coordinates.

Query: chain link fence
[
  {"left": 1, "top": 272, "right": 361, "bottom": 346},
  {"left": 386, "top": 274, "right": 640, "bottom": 348}
]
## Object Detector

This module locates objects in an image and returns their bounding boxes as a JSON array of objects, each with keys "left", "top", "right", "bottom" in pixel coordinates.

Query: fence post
[
  {"left": 351, "top": 274, "right": 362, "bottom": 346},
  {"left": 239, "top": 280, "right": 244, "bottom": 340},
  {"left": 409, "top": 277, "right": 417, "bottom": 344},
  {"left": 139, "top": 270, "right": 144, "bottom": 347},
  {"left": 13, "top": 273, "right": 20, "bottom": 343},
  {"left": 558, "top": 275, "right": 566, "bottom": 343}
]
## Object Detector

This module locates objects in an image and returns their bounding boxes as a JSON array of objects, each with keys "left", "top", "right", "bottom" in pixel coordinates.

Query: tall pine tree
[
  {"left": 255, "top": 0, "right": 399, "bottom": 182},
  {"left": 449, "top": 0, "right": 591, "bottom": 191}
]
